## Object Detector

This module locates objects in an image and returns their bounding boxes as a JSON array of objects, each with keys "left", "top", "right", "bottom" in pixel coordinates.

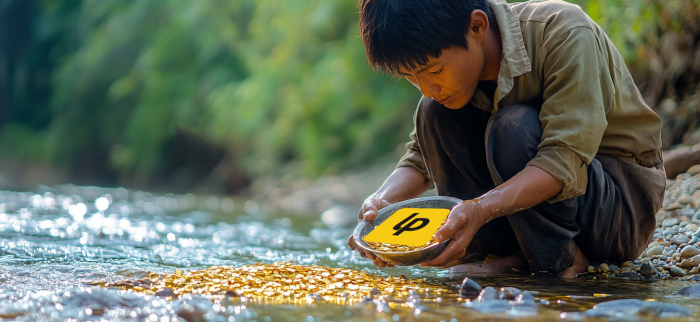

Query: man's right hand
[
  {"left": 347, "top": 197, "right": 394, "bottom": 267},
  {"left": 345, "top": 167, "right": 432, "bottom": 268}
]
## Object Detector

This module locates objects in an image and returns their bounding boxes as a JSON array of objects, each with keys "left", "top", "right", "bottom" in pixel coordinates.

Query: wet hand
[
  {"left": 347, "top": 197, "right": 394, "bottom": 268},
  {"left": 420, "top": 200, "right": 485, "bottom": 268},
  {"left": 357, "top": 197, "right": 392, "bottom": 222}
]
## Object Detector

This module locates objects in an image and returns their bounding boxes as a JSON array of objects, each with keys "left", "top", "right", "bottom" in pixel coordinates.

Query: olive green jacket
[{"left": 398, "top": 0, "right": 664, "bottom": 202}]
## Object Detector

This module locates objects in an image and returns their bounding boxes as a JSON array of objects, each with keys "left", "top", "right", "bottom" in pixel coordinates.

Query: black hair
[{"left": 359, "top": 0, "right": 494, "bottom": 75}]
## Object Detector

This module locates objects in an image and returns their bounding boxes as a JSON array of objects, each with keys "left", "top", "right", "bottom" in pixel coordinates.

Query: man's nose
[{"left": 416, "top": 77, "right": 440, "bottom": 98}]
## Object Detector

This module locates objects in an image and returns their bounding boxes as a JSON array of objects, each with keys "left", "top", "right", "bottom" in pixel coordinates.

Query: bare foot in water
[
  {"left": 559, "top": 245, "right": 589, "bottom": 279},
  {"left": 448, "top": 252, "right": 528, "bottom": 277}
]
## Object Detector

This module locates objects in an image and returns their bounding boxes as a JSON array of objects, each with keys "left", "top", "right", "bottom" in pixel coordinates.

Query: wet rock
[
  {"left": 690, "top": 236, "right": 700, "bottom": 245},
  {"left": 656, "top": 211, "right": 671, "bottom": 222},
  {"left": 458, "top": 278, "right": 482, "bottom": 299},
  {"left": 691, "top": 254, "right": 700, "bottom": 267},
  {"left": 477, "top": 286, "right": 499, "bottom": 302},
  {"left": 608, "top": 264, "right": 620, "bottom": 272},
  {"left": 679, "top": 284, "right": 700, "bottom": 297},
  {"left": 671, "top": 235, "right": 690, "bottom": 245},
  {"left": 516, "top": 291, "right": 536, "bottom": 306},
  {"left": 370, "top": 287, "right": 380, "bottom": 297},
  {"left": 679, "top": 259, "right": 692, "bottom": 269},
  {"left": 621, "top": 267, "right": 633, "bottom": 273},
  {"left": 615, "top": 272, "right": 640, "bottom": 280},
  {"left": 307, "top": 293, "right": 325, "bottom": 302},
  {"left": 587, "top": 265, "right": 596, "bottom": 273},
  {"left": 599, "top": 263, "right": 609, "bottom": 272},
  {"left": 666, "top": 203, "right": 684, "bottom": 211},
  {"left": 691, "top": 275, "right": 700, "bottom": 282},
  {"left": 586, "top": 299, "right": 691, "bottom": 317},
  {"left": 621, "top": 261, "right": 633, "bottom": 268},
  {"left": 156, "top": 287, "right": 175, "bottom": 297},
  {"left": 688, "top": 164, "right": 700, "bottom": 176},
  {"left": 646, "top": 246, "right": 663, "bottom": 257},
  {"left": 680, "top": 245, "right": 700, "bottom": 258},
  {"left": 498, "top": 287, "right": 521, "bottom": 300},
  {"left": 463, "top": 299, "right": 513, "bottom": 313},
  {"left": 663, "top": 218, "right": 680, "bottom": 227},
  {"left": 678, "top": 194, "right": 693, "bottom": 205},
  {"left": 669, "top": 265, "right": 686, "bottom": 277},
  {"left": 640, "top": 262, "right": 657, "bottom": 276}
]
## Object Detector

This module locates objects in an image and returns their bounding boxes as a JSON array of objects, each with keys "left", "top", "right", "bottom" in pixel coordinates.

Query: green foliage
[
  {"left": 7, "top": 0, "right": 416, "bottom": 186},
  {"left": 3, "top": 0, "right": 699, "bottom": 188}
]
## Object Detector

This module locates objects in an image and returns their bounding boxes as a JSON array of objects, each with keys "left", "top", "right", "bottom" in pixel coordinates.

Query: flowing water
[{"left": 1, "top": 185, "right": 700, "bottom": 322}]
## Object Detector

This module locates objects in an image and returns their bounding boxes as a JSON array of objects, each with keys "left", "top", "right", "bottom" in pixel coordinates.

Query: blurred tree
[{"left": 1, "top": 0, "right": 699, "bottom": 191}]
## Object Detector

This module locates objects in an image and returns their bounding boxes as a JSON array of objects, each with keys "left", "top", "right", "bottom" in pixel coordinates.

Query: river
[{"left": 0, "top": 185, "right": 698, "bottom": 321}]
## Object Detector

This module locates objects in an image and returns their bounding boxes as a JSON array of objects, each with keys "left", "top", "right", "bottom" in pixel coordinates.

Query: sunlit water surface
[{"left": 1, "top": 186, "right": 700, "bottom": 321}]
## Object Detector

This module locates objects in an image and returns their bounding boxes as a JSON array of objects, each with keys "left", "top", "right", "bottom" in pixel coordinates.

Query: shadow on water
[{"left": 0, "top": 185, "right": 699, "bottom": 321}]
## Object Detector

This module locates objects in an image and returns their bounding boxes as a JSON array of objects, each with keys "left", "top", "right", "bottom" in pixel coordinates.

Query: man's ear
[{"left": 468, "top": 10, "right": 489, "bottom": 43}]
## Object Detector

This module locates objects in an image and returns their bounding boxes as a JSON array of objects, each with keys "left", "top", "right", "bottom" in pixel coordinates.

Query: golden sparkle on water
[{"left": 98, "top": 261, "right": 444, "bottom": 304}]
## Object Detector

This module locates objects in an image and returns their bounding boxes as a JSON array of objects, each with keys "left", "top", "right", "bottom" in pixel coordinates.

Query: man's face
[{"left": 398, "top": 36, "right": 485, "bottom": 109}]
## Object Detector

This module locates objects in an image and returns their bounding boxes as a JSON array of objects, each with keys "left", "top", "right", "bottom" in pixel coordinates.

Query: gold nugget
[{"left": 100, "top": 261, "right": 442, "bottom": 304}]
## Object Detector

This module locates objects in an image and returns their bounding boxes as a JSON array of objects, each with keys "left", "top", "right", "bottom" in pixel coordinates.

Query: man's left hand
[{"left": 420, "top": 200, "right": 485, "bottom": 268}]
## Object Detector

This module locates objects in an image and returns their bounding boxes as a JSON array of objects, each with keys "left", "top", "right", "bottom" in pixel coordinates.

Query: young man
[{"left": 347, "top": 0, "right": 666, "bottom": 278}]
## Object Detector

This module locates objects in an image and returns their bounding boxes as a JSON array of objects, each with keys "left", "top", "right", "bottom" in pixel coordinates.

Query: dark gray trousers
[{"left": 414, "top": 97, "right": 665, "bottom": 275}]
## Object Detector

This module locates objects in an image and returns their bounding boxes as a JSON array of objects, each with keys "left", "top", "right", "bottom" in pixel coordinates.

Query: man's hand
[
  {"left": 347, "top": 197, "right": 395, "bottom": 268},
  {"left": 420, "top": 200, "right": 486, "bottom": 268},
  {"left": 420, "top": 166, "right": 564, "bottom": 269},
  {"left": 346, "top": 167, "right": 433, "bottom": 268}
]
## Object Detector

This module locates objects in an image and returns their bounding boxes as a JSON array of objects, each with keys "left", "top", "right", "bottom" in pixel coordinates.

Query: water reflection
[{"left": 0, "top": 185, "right": 698, "bottom": 321}]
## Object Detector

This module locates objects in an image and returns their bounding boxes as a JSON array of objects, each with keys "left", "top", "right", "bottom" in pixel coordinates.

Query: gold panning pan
[{"left": 353, "top": 196, "right": 461, "bottom": 266}]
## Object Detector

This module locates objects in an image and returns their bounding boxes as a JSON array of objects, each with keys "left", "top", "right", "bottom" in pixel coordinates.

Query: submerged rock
[
  {"left": 458, "top": 278, "right": 482, "bottom": 299},
  {"left": 499, "top": 287, "right": 522, "bottom": 300},
  {"left": 477, "top": 286, "right": 499, "bottom": 302},
  {"left": 678, "top": 284, "right": 700, "bottom": 297},
  {"left": 586, "top": 299, "right": 691, "bottom": 318}
]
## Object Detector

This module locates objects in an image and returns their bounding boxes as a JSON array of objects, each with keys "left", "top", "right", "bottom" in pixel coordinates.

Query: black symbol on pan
[{"left": 392, "top": 213, "right": 430, "bottom": 236}]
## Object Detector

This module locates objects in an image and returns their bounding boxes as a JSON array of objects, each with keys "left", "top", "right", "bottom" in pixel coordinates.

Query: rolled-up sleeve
[
  {"left": 396, "top": 108, "right": 433, "bottom": 186},
  {"left": 527, "top": 27, "right": 611, "bottom": 203}
]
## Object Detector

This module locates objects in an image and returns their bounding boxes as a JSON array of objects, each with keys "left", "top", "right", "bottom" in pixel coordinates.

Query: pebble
[
  {"left": 663, "top": 218, "right": 680, "bottom": 227},
  {"left": 516, "top": 291, "right": 536, "bottom": 305},
  {"left": 646, "top": 246, "right": 663, "bottom": 257},
  {"left": 586, "top": 299, "right": 691, "bottom": 317},
  {"left": 671, "top": 235, "right": 690, "bottom": 245},
  {"left": 459, "top": 278, "right": 483, "bottom": 299},
  {"left": 679, "top": 259, "right": 692, "bottom": 268},
  {"left": 680, "top": 245, "right": 700, "bottom": 258},
  {"left": 679, "top": 284, "right": 700, "bottom": 297},
  {"left": 669, "top": 265, "right": 686, "bottom": 277},
  {"left": 678, "top": 194, "right": 694, "bottom": 205},
  {"left": 599, "top": 263, "right": 609, "bottom": 272},
  {"left": 640, "top": 262, "right": 656, "bottom": 276},
  {"left": 691, "top": 254, "right": 700, "bottom": 267},
  {"left": 155, "top": 287, "right": 175, "bottom": 297},
  {"left": 587, "top": 265, "right": 596, "bottom": 273},
  {"left": 499, "top": 287, "right": 521, "bottom": 300},
  {"left": 687, "top": 165, "right": 700, "bottom": 176},
  {"left": 621, "top": 261, "right": 633, "bottom": 268},
  {"left": 666, "top": 203, "right": 684, "bottom": 211},
  {"left": 616, "top": 272, "right": 640, "bottom": 280},
  {"left": 477, "top": 287, "right": 499, "bottom": 302}
]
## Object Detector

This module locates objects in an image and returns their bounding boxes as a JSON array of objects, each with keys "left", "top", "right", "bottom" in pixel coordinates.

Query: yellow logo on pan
[{"left": 364, "top": 208, "right": 450, "bottom": 246}]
